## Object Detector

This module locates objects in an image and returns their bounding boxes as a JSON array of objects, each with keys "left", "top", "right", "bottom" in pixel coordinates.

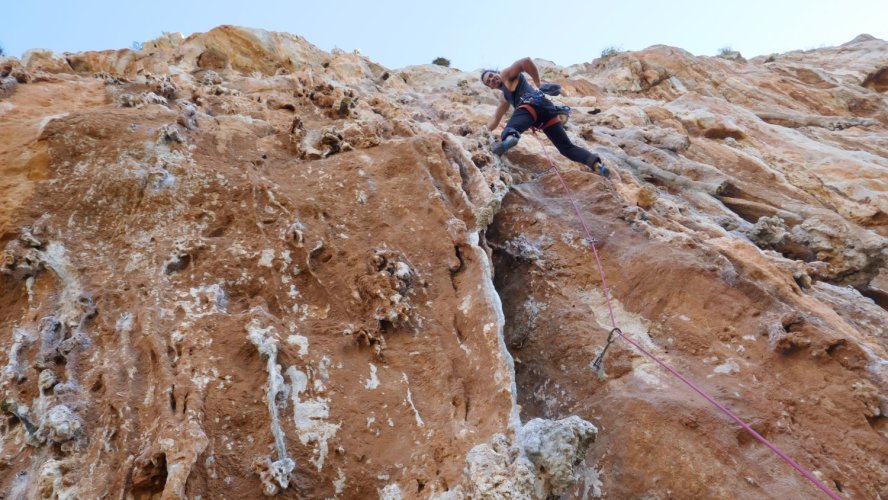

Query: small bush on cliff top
[
  {"left": 600, "top": 46, "right": 621, "bottom": 59},
  {"left": 432, "top": 57, "right": 450, "bottom": 67},
  {"left": 0, "top": 45, "right": 5, "bottom": 57},
  {"left": 718, "top": 46, "right": 733, "bottom": 56}
]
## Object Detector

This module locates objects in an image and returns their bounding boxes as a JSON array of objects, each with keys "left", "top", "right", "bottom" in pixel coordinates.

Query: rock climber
[{"left": 482, "top": 58, "right": 610, "bottom": 177}]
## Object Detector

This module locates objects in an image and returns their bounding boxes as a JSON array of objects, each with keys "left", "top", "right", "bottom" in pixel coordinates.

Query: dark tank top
[{"left": 501, "top": 73, "right": 536, "bottom": 108}]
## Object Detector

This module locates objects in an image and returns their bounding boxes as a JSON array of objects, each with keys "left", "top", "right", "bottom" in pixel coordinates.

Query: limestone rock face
[
  {"left": 438, "top": 417, "right": 597, "bottom": 499},
  {"left": 521, "top": 416, "right": 597, "bottom": 496},
  {"left": 21, "top": 49, "right": 73, "bottom": 74},
  {"left": 1, "top": 26, "right": 887, "bottom": 499}
]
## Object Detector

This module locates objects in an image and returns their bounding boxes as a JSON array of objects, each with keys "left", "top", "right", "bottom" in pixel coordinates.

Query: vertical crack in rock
[
  {"left": 437, "top": 134, "right": 599, "bottom": 497},
  {"left": 459, "top": 232, "right": 522, "bottom": 434}
]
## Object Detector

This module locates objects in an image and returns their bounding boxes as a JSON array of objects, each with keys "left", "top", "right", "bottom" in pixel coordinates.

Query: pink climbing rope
[{"left": 528, "top": 131, "right": 841, "bottom": 500}]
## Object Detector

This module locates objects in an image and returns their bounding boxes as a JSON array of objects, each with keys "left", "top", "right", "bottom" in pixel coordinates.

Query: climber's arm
[
  {"left": 488, "top": 94, "right": 510, "bottom": 131},
  {"left": 501, "top": 57, "right": 541, "bottom": 87}
]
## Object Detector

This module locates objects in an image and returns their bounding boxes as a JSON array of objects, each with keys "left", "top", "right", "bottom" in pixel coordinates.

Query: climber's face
[{"left": 482, "top": 71, "right": 502, "bottom": 89}]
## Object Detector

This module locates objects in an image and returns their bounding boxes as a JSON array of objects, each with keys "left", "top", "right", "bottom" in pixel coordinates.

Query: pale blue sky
[{"left": 2, "top": 0, "right": 887, "bottom": 70}]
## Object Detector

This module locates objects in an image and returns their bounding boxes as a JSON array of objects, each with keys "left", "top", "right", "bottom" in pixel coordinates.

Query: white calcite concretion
[
  {"left": 521, "top": 416, "right": 598, "bottom": 497},
  {"left": 364, "top": 363, "right": 380, "bottom": 389},
  {"left": 462, "top": 433, "right": 536, "bottom": 499},
  {"left": 379, "top": 483, "right": 402, "bottom": 500},
  {"left": 35, "top": 459, "right": 79, "bottom": 500},
  {"left": 41, "top": 405, "right": 83, "bottom": 443},
  {"left": 287, "top": 366, "right": 340, "bottom": 471},
  {"left": 444, "top": 416, "right": 597, "bottom": 499},
  {"left": 286, "top": 334, "right": 309, "bottom": 356},
  {"left": 37, "top": 242, "right": 84, "bottom": 327},
  {"left": 3, "top": 328, "right": 34, "bottom": 382}
]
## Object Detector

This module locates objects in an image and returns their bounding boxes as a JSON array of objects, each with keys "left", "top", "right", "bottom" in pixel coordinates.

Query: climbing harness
[
  {"left": 517, "top": 88, "right": 573, "bottom": 129},
  {"left": 528, "top": 131, "right": 841, "bottom": 500},
  {"left": 518, "top": 103, "right": 562, "bottom": 131}
]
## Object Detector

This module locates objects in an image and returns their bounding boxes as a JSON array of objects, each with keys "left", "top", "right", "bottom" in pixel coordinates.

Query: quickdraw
[{"left": 591, "top": 327, "right": 621, "bottom": 373}]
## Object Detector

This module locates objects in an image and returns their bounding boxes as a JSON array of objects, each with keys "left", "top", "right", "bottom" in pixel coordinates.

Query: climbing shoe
[
  {"left": 492, "top": 135, "right": 519, "bottom": 156},
  {"left": 598, "top": 164, "right": 611, "bottom": 179},
  {"left": 584, "top": 154, "right": 607, "bottom": 176}
]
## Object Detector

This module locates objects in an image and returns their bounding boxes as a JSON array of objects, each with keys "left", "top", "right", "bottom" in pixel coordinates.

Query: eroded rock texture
[{"left": 0, "top": 26, "right": 886, "bottom": 499}]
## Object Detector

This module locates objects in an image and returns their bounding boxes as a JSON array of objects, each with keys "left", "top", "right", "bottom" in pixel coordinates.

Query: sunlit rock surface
[{"left": 1, "top": 26, "right": 886, "bottom": 498}]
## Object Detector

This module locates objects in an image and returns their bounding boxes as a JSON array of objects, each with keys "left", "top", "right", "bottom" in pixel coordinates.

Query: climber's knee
[{"left": 500, "top": 127, "right": 521, "bottom": 142}]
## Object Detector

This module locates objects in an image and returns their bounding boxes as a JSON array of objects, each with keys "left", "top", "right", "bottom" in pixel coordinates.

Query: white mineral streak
[
  {"left": 286, "top": 334, "right": 309, "bottom": 356},
  {"left": 258, "top": 248, "right": 275, "bottom": 267},
  {"left": 186, "top": 283, "right": 228, "bottom": 316},
  {"left": 401, "top": 373, "right": 424, "bottom": 427},
  {"left": 714, "top": 359, "right": 740, "bottom": 374},
  {"left": 287, "top": 366, "right": 340, "bottom": 471},
  {"left": 38, "top": 242, "right": 83, "bottom": 325},
  {"left": 4, "top": 328, "right": 33, "bottom": 382},
  {"left": 246, "top": 318, "right": 295, "bottom": 491},
  {"left": 379, "top": 484, "right": 402, "bottom": 500},
  {"left": 334, "top": 467, "right": 347, "bottom": 494},
  {"left": 365, "top": 363, "right": 380, "bottom": 389}
]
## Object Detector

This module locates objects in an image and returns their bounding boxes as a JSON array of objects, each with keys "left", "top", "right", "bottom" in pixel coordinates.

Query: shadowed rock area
[{"left": 0, "top": 26, "right": 886, "bottom": 498}]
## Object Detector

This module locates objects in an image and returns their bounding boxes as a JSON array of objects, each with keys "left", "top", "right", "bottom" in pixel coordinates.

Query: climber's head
[{"left": 481, "top": 69, "right": 501, "bottom": 89}]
